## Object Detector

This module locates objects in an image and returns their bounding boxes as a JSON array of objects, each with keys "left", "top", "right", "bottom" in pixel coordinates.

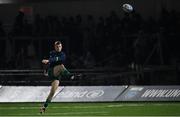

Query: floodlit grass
[{"left": 0, "top": 102, "right": 180, "bottom": 116}]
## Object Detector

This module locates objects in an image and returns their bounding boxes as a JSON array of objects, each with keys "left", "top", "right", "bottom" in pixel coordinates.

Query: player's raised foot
[
  {"left": 40, "top": 106, "right": 46, "bottom": 114},
  {"left": 70, "top": 74, "right": 75, "bottom": 80}
]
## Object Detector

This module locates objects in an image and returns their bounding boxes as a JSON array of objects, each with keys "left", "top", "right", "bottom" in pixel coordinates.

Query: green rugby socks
[{"left": 44, "top": 99, "right": 51, "bottom": 108}]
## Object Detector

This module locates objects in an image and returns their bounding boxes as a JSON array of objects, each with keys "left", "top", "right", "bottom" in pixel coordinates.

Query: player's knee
[{"left": 50, "top": 90, "right": 55, "bottom": 96}]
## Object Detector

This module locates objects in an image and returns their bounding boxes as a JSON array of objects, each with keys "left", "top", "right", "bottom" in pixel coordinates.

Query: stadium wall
[{"left": 0, "top": 85, "right": 180, "bottom": 102}]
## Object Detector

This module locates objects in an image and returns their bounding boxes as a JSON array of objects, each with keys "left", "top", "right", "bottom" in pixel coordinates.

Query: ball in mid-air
[{"left": 122, "top": 4, "right": 133, "bottom": 13}]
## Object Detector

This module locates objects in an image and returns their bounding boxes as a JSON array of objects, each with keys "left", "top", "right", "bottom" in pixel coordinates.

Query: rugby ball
[{"left": 122, "top": 4, "right": 133, "bottom": 13}]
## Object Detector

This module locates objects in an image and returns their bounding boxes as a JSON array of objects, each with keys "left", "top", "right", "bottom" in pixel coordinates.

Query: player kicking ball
[{"left": 40, "top": 41, "right": 79, "bottom": 114}]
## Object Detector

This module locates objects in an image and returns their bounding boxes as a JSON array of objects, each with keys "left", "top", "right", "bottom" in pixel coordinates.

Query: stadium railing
[{"left": 0, "top": 65, "right": 179, "bottom": 86}]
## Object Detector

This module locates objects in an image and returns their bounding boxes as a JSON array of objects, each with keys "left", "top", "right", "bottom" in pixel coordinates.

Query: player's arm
[{"left": 42, "top": 52, "right": 54, "bottom": 65}]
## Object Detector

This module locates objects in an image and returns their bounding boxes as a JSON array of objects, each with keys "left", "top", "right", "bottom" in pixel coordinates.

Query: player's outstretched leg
[
  {"left": 60, "top": 67, "right": 82, "bottom": 80},
  {"left": 40, "top": 80, "right": 59, "bottom": 114}
]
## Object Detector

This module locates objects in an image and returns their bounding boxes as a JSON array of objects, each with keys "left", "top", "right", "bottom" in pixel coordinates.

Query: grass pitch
[{"left": 0, "top": 102, "right": 180, "bottom": 116}]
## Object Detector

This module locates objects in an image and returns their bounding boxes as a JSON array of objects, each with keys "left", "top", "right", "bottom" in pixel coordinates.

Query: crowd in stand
[{"left": 0, "top": 8, "right": 180, "bottom": 69}]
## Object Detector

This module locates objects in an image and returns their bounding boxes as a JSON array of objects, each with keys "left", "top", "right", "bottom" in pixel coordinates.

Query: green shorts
[{"left": 48, "top": 68, "right": 61, "bottom": 80}]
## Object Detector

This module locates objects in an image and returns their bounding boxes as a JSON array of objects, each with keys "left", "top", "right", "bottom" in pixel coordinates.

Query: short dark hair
[{"left": 54, "top": 41, "right": 62, "bottom": 45}]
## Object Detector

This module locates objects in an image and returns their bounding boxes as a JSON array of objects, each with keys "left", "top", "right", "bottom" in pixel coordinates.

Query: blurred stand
[{"left": 0, "top": 9, "right": 180, "bottom": 85}]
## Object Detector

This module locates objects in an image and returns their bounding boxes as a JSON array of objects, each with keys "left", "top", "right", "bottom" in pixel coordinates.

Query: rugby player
[{"left": 40, "top": 41, "right": 75, "bottom": 114}]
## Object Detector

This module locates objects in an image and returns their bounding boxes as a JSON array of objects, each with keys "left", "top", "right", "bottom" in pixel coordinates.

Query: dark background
[{"left": 0, "top": 0, "right": 180, "bottom": 85}]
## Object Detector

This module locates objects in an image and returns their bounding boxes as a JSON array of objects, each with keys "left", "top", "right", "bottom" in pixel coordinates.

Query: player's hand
[{"left": 42, "top": 59, "right": 49, "bottom": 64}]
